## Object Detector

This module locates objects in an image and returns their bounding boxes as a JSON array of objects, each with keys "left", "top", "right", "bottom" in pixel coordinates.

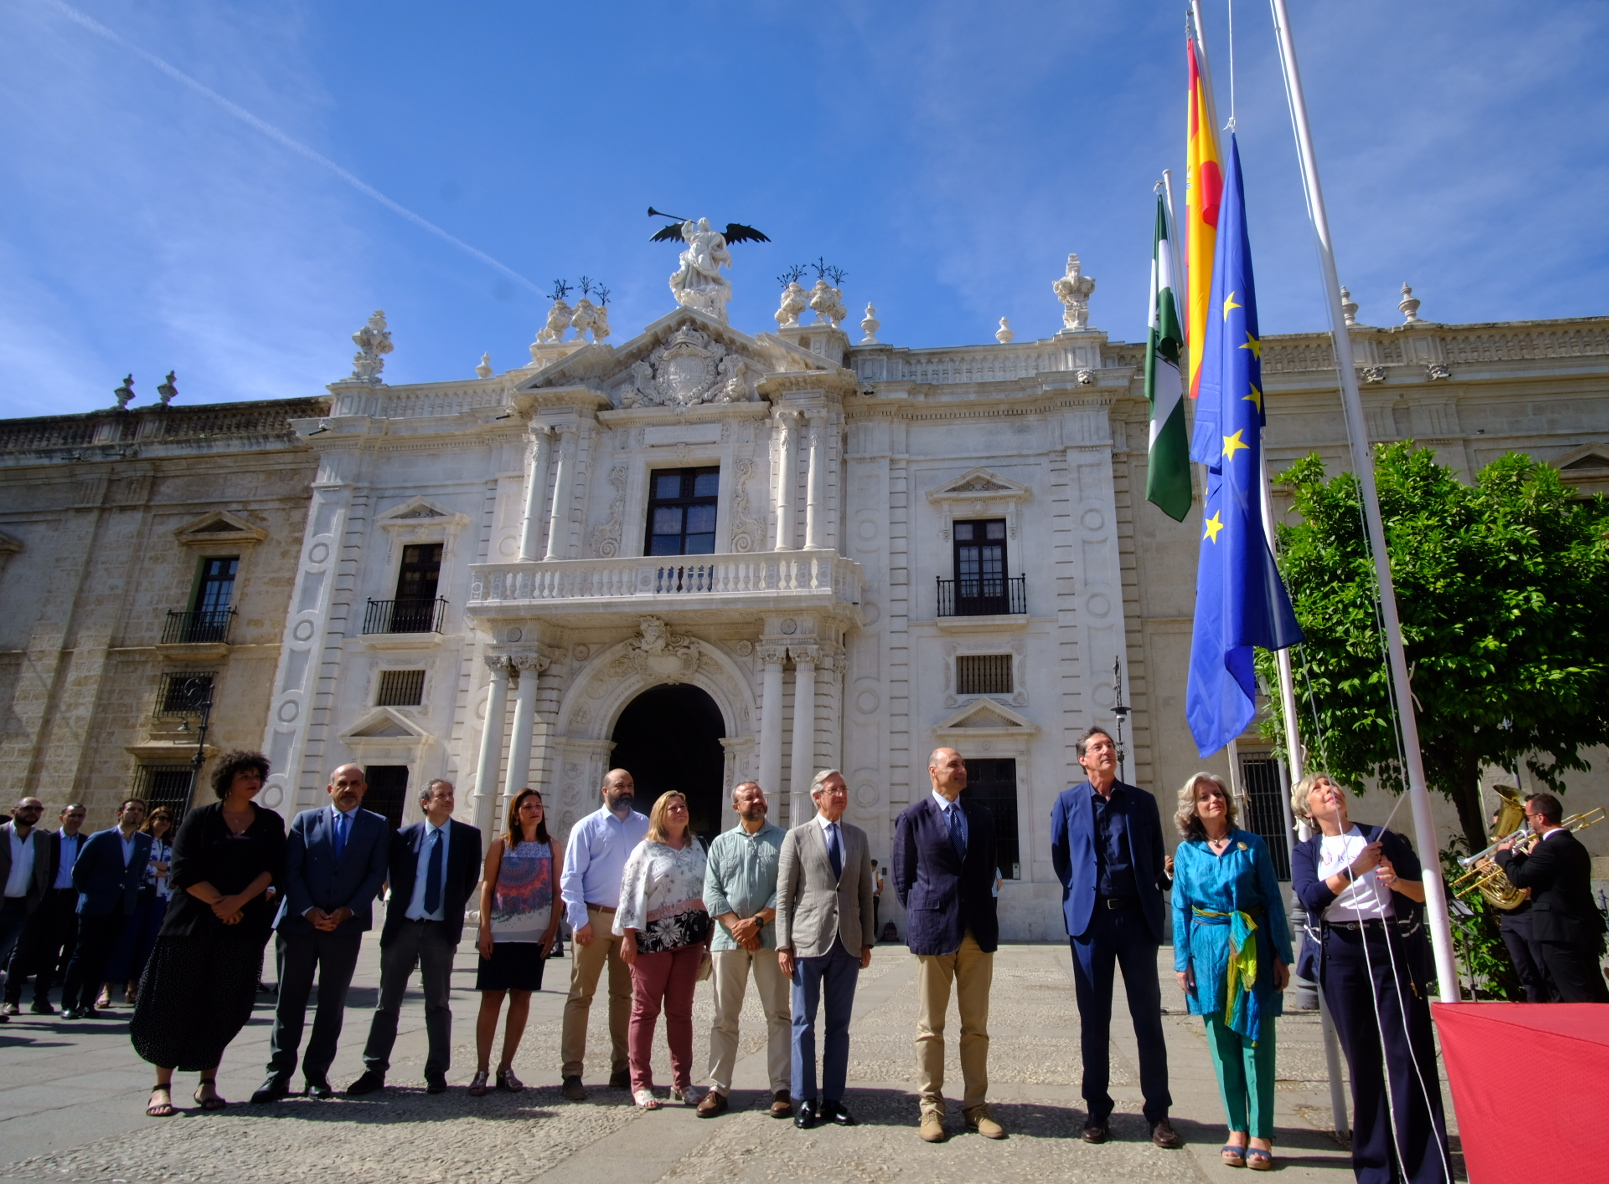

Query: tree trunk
[{"left": 1450, "top": 767, "right": 1489, "bottom": 856}]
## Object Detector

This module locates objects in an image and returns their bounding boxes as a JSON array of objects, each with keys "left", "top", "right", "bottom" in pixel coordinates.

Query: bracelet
[{"left": 1343, "top": 866, "right": 1355, "bottom": 883}]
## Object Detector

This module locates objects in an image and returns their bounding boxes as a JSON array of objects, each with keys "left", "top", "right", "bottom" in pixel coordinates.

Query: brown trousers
[
  {"left": 914, "top": 930, "right": 993, "bottom": 1116},
  {"left": 559, "top": 905, "right": 632, "bottom": 1079}
]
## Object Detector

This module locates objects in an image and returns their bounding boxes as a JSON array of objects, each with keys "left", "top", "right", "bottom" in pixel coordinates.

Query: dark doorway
[
  {"left": 364, "top": 765, "right": 411, "bottom": 830},
  {"left": 610, "top": 684, "right": 726, "bottom": 842},
  {"left": 964, "top": 757, "right": 1021, "bottom": 880}
]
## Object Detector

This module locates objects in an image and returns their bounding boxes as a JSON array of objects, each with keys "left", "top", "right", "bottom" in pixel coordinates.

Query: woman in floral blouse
[{"left": 614, "top": 791, "right": 710, "bottom": 1110}]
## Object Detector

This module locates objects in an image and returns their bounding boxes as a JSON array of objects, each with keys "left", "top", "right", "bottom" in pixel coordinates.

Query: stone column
[
  {"left": 543, "top": 427, "right": 576, "bottom": 561},
  {"left": 788, "top": 645, "right": 819, "bottom": 827},
  {"left": 502, "top": 653, "right": 547, "bottom": 807},
  {"left": 804, "top": 412, "right": 827, "bottom": 549},
  {"left": 517, "top": 427, "right": 554, "bottom": 561},
  {"left": 757, "top": 644, "right": 787, "bottom": 807},
  {"left": 773, "top": 411, "right": 798, "bottom": 551},
  {"left": 471, "top": 656, "right": 512, "bottom": 844}
]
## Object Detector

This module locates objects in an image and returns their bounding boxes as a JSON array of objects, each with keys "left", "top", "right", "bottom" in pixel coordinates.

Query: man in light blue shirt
[
  {"left": 558, "top": 768, "right": 648, "bottom": 1100},
  {"left": 698, "top": 781, "right": 790, "bottom": 1119}
]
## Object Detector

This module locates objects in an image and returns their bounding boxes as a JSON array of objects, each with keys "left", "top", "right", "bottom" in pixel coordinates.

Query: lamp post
[
  {"left": 1112, "top": 655, "right": 1130, "bottom": 783},
  {"left": 176, "top": 675, "right": 215, "bottom": 807}
]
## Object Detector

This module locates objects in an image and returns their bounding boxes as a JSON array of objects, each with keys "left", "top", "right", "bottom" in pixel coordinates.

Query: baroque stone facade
[{"left": 2, "top": 284, "right": 1607, "bottom": 939}]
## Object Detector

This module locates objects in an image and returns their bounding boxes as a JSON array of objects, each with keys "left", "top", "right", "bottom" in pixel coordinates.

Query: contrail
[{"left": 44, "top": 0, "right": 545, "bottom": 297}]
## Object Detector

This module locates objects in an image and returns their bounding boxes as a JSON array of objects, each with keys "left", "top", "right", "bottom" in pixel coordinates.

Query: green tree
[{"left": 1260, "top": 443, "right": 1609, "bottom": 854}]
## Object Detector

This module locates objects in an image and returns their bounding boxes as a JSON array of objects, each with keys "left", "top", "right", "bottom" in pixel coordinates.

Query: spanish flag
[{"left": 1185, "top": 34, "right": 1223, "bottom": 399}]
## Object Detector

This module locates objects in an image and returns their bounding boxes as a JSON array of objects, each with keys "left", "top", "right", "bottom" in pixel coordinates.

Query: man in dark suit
[
  {"left": 349, "top": 779, "right": 481, "bottom": 1095},
  {"left": 892, "top": 748, "right": 1003, "bottom": 1144},
  {"left": 62, "top": 798, "right": 153, "bottom": 1019},
  {"left": 3, "top": 803, "right": 87, "bottom": 1016},
  {"left": 1497, "top": 792, "right": 1609, "bottom": 1003},
  {"left": 1050, "top": 727, "right": 1179, "bottom": 1148},
  {"left": 253, "top": 763, "right": 391, "bottom": 1102},
  {"left": 0, "top": 798, "right": 51, "bottom": 1023}
]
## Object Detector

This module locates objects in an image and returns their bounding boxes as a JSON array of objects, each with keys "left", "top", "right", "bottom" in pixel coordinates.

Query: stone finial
[
  {"left": 156, "top": 371, "right": 178, "bottom": 406},
  {"left": 476, "top": 353, "right": 494, "bottom": 379},
  {"left": 807, "top": 279, "right": 847, "bottom": 329},
  {"left": 536, "top": 297, "right": 573, "bottom": 344},
  {"left": 996, "top": 318, "right": 1015, "bottom": 344},
  {"left": 350, "top": 310, "right": 393, "bottom": 384},
  {"left": 859, "top": 303, "right": 881, "bottom": 345},
  {"left": 1399, "top": 283, "right": 1422, "bottom": 324},
  {"left": 1053, "top": 252, "right": 1097, "bottom": 330},
  {"left": 1340, "top": 287, "right": 1359, "bottom": 328},
  {"left": 112, "top": 374, "right": 135, "bottom": 410},
  {"left": 776, "top": 280, "right": 808, "bottom": 328}
]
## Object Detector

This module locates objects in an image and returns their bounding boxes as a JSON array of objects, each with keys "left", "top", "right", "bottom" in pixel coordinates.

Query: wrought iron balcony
[
  {"left": 363, "top": 597, "right": 447, "bottom": 635},
  {"left": 161, "top": 608, "right": 237, "bottom": 645},
  {"left": 936, "top": 576, "right": 1026, "bottom": 617}
]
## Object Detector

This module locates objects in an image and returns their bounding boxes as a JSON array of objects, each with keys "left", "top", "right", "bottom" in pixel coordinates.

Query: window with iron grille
[
  {"left": 376, "top": 669, "right": 426, "bottom": 707},
  {"left": 1238, "top": 755, "right": 1293, "bottom": 879},
  {"left": 135, "top": 765, "right": 196, "bottom": 825},
  {"left": 365, "top": 765, "right": 410, "bottom": 830},
  {"left": 155, "top": 672, "right": 215, "bottom": 718},
  {"left": 956, "top": 654, "right": 1013, "bottom": 696}
]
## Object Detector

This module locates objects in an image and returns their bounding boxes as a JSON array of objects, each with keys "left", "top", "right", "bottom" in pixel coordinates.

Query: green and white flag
[{"left": 1145, "top": 193, "right": 1191, "bottom": 521}]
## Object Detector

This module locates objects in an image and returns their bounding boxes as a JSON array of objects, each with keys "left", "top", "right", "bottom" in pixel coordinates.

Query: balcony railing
[
  {"left": 363, "top": 597, "right": 447, "bottom": 635},
  {"left": 936, "top": 576, "right": 1026, "bottom": 617},
  {"left": 162, "top": 608, "right": 237, "bottom": 645}
]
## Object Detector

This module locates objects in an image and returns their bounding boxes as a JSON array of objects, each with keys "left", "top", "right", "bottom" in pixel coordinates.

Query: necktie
[
  {"left": 827, "top": 823, "right": 843, "bottom": 880},
  {"left": 946, "top": 804, "right": 967, "bottom": 859},
  {"left": 423, "top": 829, "right": 444, "bottom": 916},
  {"left": 333, "top": 811, "right": 347, "bottom": 861}
]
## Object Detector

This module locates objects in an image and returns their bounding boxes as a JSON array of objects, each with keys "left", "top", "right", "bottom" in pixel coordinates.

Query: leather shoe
[
  {"left": 425, "top": 1071, "right": 448, "bottom": 1095},
  {"left": 1081, "top": 1118, "right": 1109, "bottom": 1144},
  {"left": 561, "top": 1075, "right": 587, "bottom": 1102},
  {"left": 250, "top": 1075, "right": 291, "bottom": 1104},
  {"left": 30, "top": 1000, "right": 56, "bottom": 1015},
  {"left": 345, "top": 1070, "right": 386, "bottom": 1096},
  {"left": 696, "top": 1090, "right": 728, "bottom": 1118},
  {"left": 794, "top": 1099, "right": 818, "bottom": 1129},
  {"left": 1150, "top": 1118, "right": 1183, "bottom": 1149},
  {"left": 607, "top": 1069, "right": 631, "bottom": 1090},
  {"left": 304, "top": 1077, "right": 334, "bottom": 1100},
  {"left": 821, "top": 1100, "right": 857, "bottom": 1126},
  {"left": 769, "top": 1090, "right": 793, "bottom": 1119}
]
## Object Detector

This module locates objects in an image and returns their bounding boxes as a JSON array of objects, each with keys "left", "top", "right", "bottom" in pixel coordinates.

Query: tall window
[
  {"left": 364, "top": 765, "right": 410, "bottom": 830},
  {"left": 965, "top": 757, "right": 1021, "bottom": 879},
  {"left": 395, "top": 544, "right": 442, "bottom": 602},
  {"left": 193, "top": 557, "right": 238, "bottom": 619},
  {"left": 951, "top": 519, "right": 1010, "bottom": 614},
  {"left": 645, "top": 467, "right": 719, "bottom": 555}
]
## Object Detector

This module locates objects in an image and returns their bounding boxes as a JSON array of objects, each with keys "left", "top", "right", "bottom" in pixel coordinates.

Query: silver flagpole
[{"left": 1266, "top": 0, "right": 1461, "bottom": 1000}]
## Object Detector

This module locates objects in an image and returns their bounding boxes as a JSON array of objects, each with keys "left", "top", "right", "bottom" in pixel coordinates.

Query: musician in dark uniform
[
  {"left": 1488, "top": 804, "right": 1555, "bottom": 1002},
  {"left": 1496, "top": 793, "right": 1609, "bottom": 1003}
]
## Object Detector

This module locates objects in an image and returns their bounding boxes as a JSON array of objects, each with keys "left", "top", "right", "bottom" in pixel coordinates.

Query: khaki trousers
[
  {"left": 560, "top": 905, "right": 632, "bottom": 1079},
  {"left": 706, "top": 946, "right": 792, "bottom": 1095},
  {"left": 915, "top": 931, "right": 993, "bottom": 1116}
]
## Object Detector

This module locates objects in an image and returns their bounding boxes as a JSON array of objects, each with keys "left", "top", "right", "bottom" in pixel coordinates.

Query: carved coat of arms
[
  {"left": 627, "top": 616, "right": 701, "bottom": 682},
  {"left": 620, "top": 326, "right": 754, "bottom": 409}
]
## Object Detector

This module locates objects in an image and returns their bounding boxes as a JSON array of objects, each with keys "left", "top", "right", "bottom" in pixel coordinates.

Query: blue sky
[{"left": 1, "top": 0, "right": 1605, "bottom": 418}]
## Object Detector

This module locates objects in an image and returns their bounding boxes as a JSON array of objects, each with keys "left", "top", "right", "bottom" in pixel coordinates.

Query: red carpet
[{"left": 1433, "top": 1002, "right": 1609, "bottom": 1183}]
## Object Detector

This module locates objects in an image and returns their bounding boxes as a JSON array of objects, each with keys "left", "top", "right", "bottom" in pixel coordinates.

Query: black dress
[{"left": 130, "top": 801, "right": 285, "bottom": 1071}]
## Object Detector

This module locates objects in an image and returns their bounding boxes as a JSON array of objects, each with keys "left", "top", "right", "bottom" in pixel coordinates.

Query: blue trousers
[
  {"left": 1320, "top": 923, "right": 1450, "bottom": 1184},
  {"left": 1069, "top": 902, "right": 1171, "bottom": 1123},
  {"left": 789, "top": 938, "right": 860, "bottom": 1104}
]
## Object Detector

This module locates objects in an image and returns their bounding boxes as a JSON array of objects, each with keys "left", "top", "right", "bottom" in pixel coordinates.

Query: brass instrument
[{"left": 1453, "top": 785, "right": 1606, "bottom": 910}]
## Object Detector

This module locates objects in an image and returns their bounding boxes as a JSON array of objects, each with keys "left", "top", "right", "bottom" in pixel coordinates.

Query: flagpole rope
[{"left": 1227, "top": 0, "right": 1238, "bottom": 131}]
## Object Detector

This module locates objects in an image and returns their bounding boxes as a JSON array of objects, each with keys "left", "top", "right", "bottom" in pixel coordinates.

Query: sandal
[
  {"left": 634, "top": 1088, "right": 661, "bottom": 1110},
  {"left": 1222, "top": 1144, "right": 1247, "bottom": 1166},
  {"left": 1247, "top": 1149, "right": 1273, "bottom": 1171},
  {"left": 467, "top": 1070, "right": 490, "bottom": 1097},
  {"left": 193, "top": 1078, "right": 226, "bottom": 1111},
  {"left": 147, "top": 1084, "right": 176, "bottom": 1117},
  {"left": 496, "top": 1067, "right": 524, "bottom": 1093}
]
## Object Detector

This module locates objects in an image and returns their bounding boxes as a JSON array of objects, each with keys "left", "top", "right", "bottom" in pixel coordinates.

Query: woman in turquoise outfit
[{"left": 1170, "top": 773, "right": 1293, "bottom": 1171}]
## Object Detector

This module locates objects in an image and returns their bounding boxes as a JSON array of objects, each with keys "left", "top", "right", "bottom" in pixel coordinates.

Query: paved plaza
[{"left": 0, "top": 942, "right": 1464, "bottom": 1183}]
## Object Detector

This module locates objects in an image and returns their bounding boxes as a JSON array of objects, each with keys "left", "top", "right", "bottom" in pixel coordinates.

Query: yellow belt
[{"left": 1192, "top": 907, "right": 1260, "bottom": 1028}]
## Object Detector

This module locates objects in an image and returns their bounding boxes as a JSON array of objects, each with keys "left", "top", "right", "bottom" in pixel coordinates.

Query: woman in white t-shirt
[{"left": 1290, "top": 773, "right": 1450, "bottom": 1184}]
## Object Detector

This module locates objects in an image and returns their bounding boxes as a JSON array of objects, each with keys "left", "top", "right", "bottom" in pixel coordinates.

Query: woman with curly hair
[
  {"left": 130, "top": 751, "right": 285, "bottom": 1116},
  {"left": 1170, "top": 772, "right": 1292, "bottom": 1170}
]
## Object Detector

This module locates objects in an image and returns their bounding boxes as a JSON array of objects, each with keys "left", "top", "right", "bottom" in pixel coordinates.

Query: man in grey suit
[
  {"left": 254, "top": 763, "right": 390, "bottom": 1102},
  {"left": 776, "top": 769, "right": 875, "bottom": 1130}
]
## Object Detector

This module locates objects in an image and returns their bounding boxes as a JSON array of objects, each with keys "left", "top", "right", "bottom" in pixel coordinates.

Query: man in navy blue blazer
[
  {"left": 1050, "top": 727, "right": 1179, "bottom": 1149},
  {"left": 254, "top": 763, "right": 391, "bottom": 1103},
  {"left": 350, "top": 779, "right": 481, "bottom": 1096},
  {"left": 61, "top": 798, "right": 153, "bottom": 1019},
  {"left": 892, "top": 748, "right": 1004, "bottom": 1144}
]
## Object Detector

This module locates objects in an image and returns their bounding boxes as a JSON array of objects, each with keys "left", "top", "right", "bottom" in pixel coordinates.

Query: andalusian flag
[
  {"left": 1185, "top": 34, "right": 1223, "bottom": 399},
  {"left": 1145, "top": 194, "right": 1190, "bottom": 521}
]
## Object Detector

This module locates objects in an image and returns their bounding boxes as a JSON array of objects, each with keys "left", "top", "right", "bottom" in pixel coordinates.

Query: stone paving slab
[{"left": 0, "top": 940, "right": 1465, "bottom": 1183}]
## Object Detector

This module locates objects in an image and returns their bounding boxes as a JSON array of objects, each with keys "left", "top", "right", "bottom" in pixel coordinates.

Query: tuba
[{"left": 1453, "top": 785, "right": 1606, "bottom": 911}]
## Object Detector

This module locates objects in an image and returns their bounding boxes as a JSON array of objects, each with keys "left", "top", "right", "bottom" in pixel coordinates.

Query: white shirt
[
  {"left": 404, "top": 819, "right": 451, "bottom": 922},
  {"left": 5, "top": 826, "right": 34, "bottom": 898},
  {"left": 1318, "top": 826, "right": 1394, "bottom": 922},
  {"left": 53, "top": 830, "right": 83, "bottom": 890}
]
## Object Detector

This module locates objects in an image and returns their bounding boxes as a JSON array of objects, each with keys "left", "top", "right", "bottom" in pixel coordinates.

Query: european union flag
[{"left": 1186, "top": 136, "right": 1303, "bottom": 758}]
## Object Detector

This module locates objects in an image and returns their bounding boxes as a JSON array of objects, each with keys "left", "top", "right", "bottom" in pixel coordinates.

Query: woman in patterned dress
[
  {"left": 469, "top": 788, "right": 562, "bottom": 1096},
  {"left": 615, "top": 791, "right": 710, "bottom": 1110}
]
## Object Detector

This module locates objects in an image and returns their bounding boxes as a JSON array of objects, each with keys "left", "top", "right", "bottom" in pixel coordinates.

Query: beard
[
  {"left": 740, "top": 804, "right": 767, "bottom": 822},
  {"left": 607, "top": 791, "right": 635, "bottom": 813}
]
